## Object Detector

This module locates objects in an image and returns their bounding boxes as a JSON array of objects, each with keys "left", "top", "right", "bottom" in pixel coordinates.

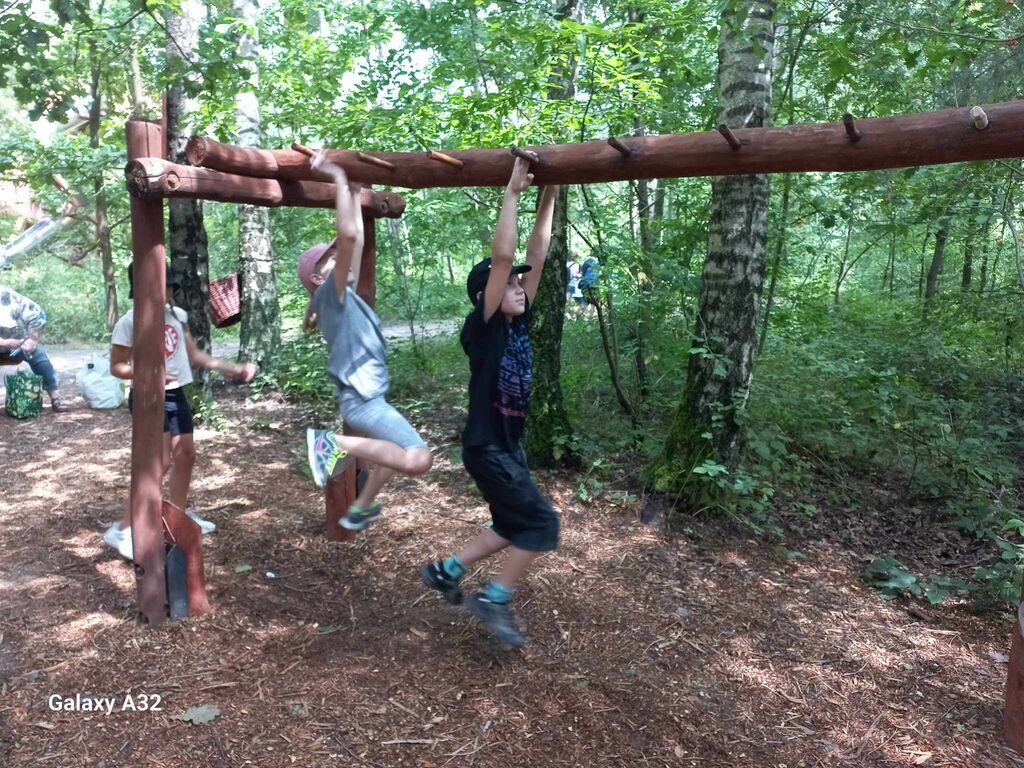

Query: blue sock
[
  {"left": 441, "top": 555, "right": 466, "bottom": 580},
  {"left": 483, "top": 581, "right": 513, "bottom": 604}
]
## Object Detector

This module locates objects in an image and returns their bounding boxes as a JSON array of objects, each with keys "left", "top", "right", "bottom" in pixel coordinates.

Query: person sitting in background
[{"left": 0, "top": 285, "right": 69, "bottom": 412}]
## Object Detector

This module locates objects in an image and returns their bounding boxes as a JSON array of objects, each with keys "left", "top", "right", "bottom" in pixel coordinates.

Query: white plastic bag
[{"left": 78, "top": 354, "right": 125, "bottom": 409}]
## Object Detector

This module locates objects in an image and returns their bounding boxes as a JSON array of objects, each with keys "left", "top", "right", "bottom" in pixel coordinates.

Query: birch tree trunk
[
  {"left": 648, "top": 0, "right": 776, "bottom": 496},
  {"left": 166, "top": 0, "right": 212, "bottom": 389},
  {"left": 235, "top": 0, "right": 280, "bottom": 368}
]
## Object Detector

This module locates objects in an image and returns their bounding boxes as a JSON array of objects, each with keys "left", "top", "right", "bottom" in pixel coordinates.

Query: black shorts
[
  {"left": 127, "top": 387, "right": 194, "bottom": 436},
  {"left": 463, "top": 443, "right": 559, "bottom": 552}
]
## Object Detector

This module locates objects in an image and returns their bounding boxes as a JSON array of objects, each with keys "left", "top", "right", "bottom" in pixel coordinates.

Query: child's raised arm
[
  {"left": 482, "top": 157, "right": 534, "bottom": 320},
  {"left": 520, "top": 185, "right": 560, "bottom": 304},
  {"left": 346, "top": 184, "right": 365, "bottom": 289},
  {"left": 311, "top": 151, "right": 363, "bottom": 300}
]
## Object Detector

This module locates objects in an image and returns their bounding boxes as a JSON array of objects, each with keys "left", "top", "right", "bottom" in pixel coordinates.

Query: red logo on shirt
[{"left": 164, "top": 324, "right": 180, "bottom": 358}]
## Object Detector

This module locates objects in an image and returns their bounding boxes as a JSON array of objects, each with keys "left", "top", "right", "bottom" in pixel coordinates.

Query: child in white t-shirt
[{"left": 103, "top": 264, "right": 256, "bottom": 560}]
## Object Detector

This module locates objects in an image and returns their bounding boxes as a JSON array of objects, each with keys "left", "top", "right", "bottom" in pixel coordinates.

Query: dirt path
[{"left": 0, "top": 386, "right": 1019, "bottom": 767}]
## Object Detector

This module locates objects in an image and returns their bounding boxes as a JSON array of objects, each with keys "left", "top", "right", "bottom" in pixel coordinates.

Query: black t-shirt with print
[{"left": 460, "top": 298, "right": 533, "bottom": 449}]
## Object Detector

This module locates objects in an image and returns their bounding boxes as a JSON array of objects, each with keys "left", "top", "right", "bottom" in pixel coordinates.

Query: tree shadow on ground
[{"left": 1, "top": 390, "right": 1020, "bottom": 767}]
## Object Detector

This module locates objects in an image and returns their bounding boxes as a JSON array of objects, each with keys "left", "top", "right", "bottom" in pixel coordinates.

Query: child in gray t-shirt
[{"left": 301, "top": 152, "right": 432, "bottom": 532}]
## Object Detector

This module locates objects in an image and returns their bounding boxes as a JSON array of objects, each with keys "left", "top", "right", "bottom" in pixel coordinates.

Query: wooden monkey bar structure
[
  {"left": 125, "top": 101, "right": 1024, "bottom": 752},
  {"left": 180, "top": 101, "right": 1024, "bottom": 189}
]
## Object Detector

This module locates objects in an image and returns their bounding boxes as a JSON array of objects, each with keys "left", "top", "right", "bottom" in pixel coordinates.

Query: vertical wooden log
[
  {"left": 162, "top": 500, "right": 211, "bottom": 615},
  {"left": 1005, "top": 600, "right": 1024, "bottom": 753},
  {"left": 325, "top": 470, "right": 357, "bottom": 542},
  {"left": 357, "top": 209, "right": 377, "bottom": 307},
  {"left": 325, "top": 208, "right": 379, "bottom": 541},
  {"left": 125, "top": 119, "right": 169, "bottom": 625}
]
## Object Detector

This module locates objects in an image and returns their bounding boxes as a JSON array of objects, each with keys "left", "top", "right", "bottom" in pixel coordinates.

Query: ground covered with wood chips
[{"left": 0, "top": 384, "right": 1019, "bottom": 767}]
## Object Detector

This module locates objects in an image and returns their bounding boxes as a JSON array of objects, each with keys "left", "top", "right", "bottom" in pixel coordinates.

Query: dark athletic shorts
[
  {"left": 127, "top": 387, "right": 194, "bottom": 436},
  {"left": 462, "top": 443, "right": 559, "bottom": 552}
]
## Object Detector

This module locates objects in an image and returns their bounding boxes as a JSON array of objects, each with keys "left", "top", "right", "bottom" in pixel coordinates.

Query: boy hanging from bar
[
  {"left": 302, "top": 152, "right": 433, "bottom": 531},
  {"left": 420, "top": 157, "right": 560, "bottom": 647}
]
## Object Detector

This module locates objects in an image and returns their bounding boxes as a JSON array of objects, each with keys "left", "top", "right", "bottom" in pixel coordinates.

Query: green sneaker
[
  {"left": 306, "top": 428, "right": 349, "bottom": 488},
  {"left": 340, "top": 502, "right": 383, "bottom": 531}
]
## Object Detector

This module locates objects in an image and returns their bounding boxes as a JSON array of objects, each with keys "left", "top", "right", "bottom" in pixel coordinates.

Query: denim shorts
[
  {"left": 462, "top": 443, "right": 559, "bottom": 552},
  {"left": 128, "top": 387, "right": 194, "bottom": 436},
  {"left": 338, "top": 388, "right": 427, "bottom": 450}
]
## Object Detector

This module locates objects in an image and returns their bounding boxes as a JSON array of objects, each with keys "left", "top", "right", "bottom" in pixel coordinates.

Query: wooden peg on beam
[
  {"left": 971, "top": 106, "right": 990, "bottom": 130},
  {"left": 356, "top": 152, "right": 397, "bottom": 171},
  {"left": 843, "top": 113, "right": 861, "bottom": 142},
  {"left": 717, "top": 124, "right": 742, "bottom": 150},
  {"left": 292, "top": 141, "right": 315, "bottom": 158},
  {"left": 510, "top": 147, "right": 541, "bottom": 165},
  {"left": 426, "top": 150, "right": 464, "bottom": 169},
  {"left": 607, "top": 137, "right": 637, "bottom": 158}
]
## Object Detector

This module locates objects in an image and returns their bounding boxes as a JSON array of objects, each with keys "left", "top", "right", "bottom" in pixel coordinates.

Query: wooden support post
[
  {"left": 607, "top": 137, "right": 637, "bottom": 158},
  {"left": 125, "top": 119, "right": 170, "bottom": 625},
  {"left": 357, "top": 152, "right": 397, "bottom": 171},
  {"left": 510, "top": 147, "right": 541, "bottom": 164},
  {"left": 162, "top": 501, "right": 210, "bottom": 615},
  {"left": 717, "top": 124, "right": 743, "bottom": 149},
  {"left": 971, "top": 106, "right": 990, "bottom": 130},
  {"left": 357, "top": 208, "right": 377, "bottom": 307},
  {"left": 426, "top": 150, "right": 465, "bottom": 169},
  {"left": 325, "top": 207, "right": 379, "bottom": 542},
  {"left": 843, "top": 113, "right": 861, "bottom": 142}
]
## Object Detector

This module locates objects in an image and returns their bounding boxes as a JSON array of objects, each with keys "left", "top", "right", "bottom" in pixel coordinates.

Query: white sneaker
[
  {"left": 103, "top": 523, "right": 134, "bottom": 560},
  {"left": 186, "top": 507, "right": 216, "bottom": 535}
]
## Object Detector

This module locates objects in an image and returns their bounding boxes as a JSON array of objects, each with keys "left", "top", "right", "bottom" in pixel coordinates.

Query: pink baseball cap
[{"left": 297, "top": 239, "right": 336, "bottom": 293}]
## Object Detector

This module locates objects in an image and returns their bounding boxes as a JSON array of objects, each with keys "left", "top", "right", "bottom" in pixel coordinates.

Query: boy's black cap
[
  {"left": 466, "top": 258, "right": 532, "bottom": 304},
  {"left": 127, "top": 262, "right": 178, "bottom": 299}
]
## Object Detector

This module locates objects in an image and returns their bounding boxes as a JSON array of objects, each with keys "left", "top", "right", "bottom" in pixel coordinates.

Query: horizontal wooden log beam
[
  {"left": 124, "top": 158, "right": 406, "bottom": 217},
  {"left": 185, "top": 101, "right": 1024, "bottom": 190}
]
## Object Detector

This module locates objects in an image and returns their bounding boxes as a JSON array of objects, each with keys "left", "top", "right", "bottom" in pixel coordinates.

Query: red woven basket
[{"left": 209, "top": 273, "right": 241, "bottom": 328}]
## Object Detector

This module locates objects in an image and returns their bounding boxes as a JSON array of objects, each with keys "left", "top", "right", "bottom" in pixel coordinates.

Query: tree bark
[
  {"left": 757, "top": 16, "right": 808, "bottom": 351},
  {"left": 834, "top": 220, "right": 852, "bottom": 305},
  {"left": 648, "top": 0, "right": 776, "bottom": 496},
  {"left": 961, "top": 196, "right": 982, "bottom": 291},
  {"left": 166, "top": 0, "right": 212, "bottom": 389},
  {"left": 234, "top": 0, "right": 280, "bottom": 369},
  {"left": 758, "top": 171, "right": 791, "bottom": 352},
  {"left": 525, "top": 0, "right": 581, "bottom": 468},
  {"left": 925, "top": 209, "right": 953, "bottom": 304},
  {"left": 917, "top": 230, "right": 929, "bottom": 299},
  {"left": 633, "top": 170, "right": 654, "bottom": 398},
  {"left": 89, "top": 40, "right": 118, "bottom": 331},
  {"left": 128, "top": 22, "right": 146, "bottom": 120}
]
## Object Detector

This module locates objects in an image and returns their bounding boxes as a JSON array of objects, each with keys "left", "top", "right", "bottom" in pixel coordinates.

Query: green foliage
[
  {"left": 253, "top": 333, "right": 334, "bottom": 417},
  {"left": 2, "top": 0, "right": 1023, "bottom": 615},
  {"left": 861, "top": 556, "right": 974, "bottom": 605}
]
